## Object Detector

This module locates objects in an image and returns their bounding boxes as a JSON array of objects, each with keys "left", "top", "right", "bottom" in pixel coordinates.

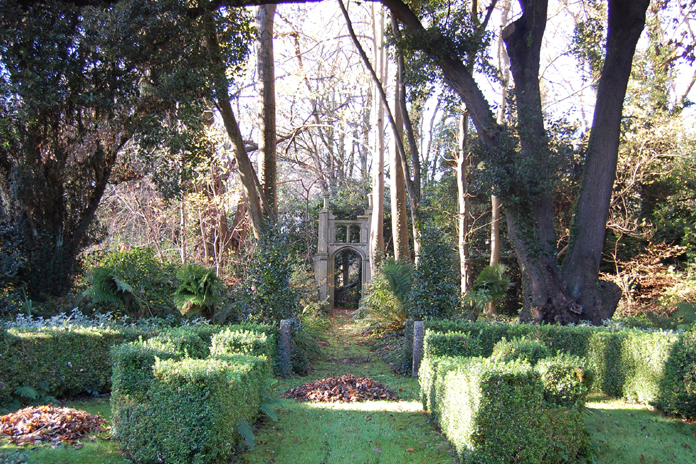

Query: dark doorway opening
[{"left": 333, "top": 249, "right": 362, "bottom": 308}]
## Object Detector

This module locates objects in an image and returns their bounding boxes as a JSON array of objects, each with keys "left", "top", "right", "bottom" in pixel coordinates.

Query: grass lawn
[
  {"left": 586, "top": 396, "right": 696, "bottom": 463},
  {"left": 3, "top": 312, "right": 696, "bottom": 463}
]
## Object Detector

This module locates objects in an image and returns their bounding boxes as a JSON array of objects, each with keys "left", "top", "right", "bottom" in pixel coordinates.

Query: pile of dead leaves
[
  {"left": 0, "top": 405, "right": 107, "bottom": 447},
  {"left": 281, "top": 374, "right": 398, "bottom": 403}
]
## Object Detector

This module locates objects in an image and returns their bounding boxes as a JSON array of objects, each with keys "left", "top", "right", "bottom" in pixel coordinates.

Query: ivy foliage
[
  {"left": 409, "top": 226, "right": 460, "bottom": 320},
  {"left": 233, "top": 225, "right": 301, "bottom": 324}
]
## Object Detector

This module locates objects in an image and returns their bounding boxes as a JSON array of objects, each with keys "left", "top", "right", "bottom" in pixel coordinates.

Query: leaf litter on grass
[
  {"left": 0, "top": 405, "right": 107, "bottom": 447},
  {"left": 281, "top": 374, "right": 399, "bottom": 403}
]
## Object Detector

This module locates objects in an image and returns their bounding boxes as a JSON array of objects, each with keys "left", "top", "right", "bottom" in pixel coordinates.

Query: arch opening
[{"left": 332, "top": 248, "right": 363, "bottom": 309}]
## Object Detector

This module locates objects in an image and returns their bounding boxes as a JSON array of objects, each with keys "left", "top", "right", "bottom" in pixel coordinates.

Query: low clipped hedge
[
  {"left": 490, "top": 337, "right": 550, "bottom": 365},
  {"left": 0, "top": 326, "right": 143, "bottom": 405},
  {"left": 210, "top": 325, "right": 280, "bottom": 374},
  {"left": 0, "top": 322, "right": 281, "bottom": 407},
  {"left": 420, "top": 321, "right": 688, "bottom": 410},
  {"left": 116, "top": 356, "right": 268, "bottom": 464},
  {"left": 426, "top": 355, "right": 588, "bottom": 463}
]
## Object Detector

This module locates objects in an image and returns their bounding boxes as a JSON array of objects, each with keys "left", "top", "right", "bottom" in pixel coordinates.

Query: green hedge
[
  {"left": 0, "top": 326, "right": 143, "bottom": 405},
  {"left": 421, "top": 322, "right": 686, "bottom": 406},
  {"left": 210, "top": 326, "right": 280, "bottom": 374},
  {"left": 0, "top": 323, "right": 279, "bottom": 408},
  {"left": 427, "top": 356, "right": 588, "bottom": 463},
  {"left": 655, "top": 330, "right": 696, "bottom": 418},
  {"left": 116, "top": 355, "right": 268, "bottom": 464},
  {"left": 490, "top": 337, "right": 550, "bottom": 365}
]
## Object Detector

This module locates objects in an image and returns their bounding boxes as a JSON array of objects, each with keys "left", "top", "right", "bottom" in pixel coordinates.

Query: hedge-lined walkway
[{"left": 232, "top": 311, "right": 457, "bottom": 464}]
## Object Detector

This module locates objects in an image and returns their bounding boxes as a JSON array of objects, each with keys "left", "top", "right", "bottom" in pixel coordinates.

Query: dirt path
[{"left": 233, "top": 311, "right": 456, "bottom": 464}]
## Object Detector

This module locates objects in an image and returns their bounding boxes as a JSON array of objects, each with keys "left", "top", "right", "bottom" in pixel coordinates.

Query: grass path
[{"left": 232, "top": 311, "right": 457, "bottom": 464}]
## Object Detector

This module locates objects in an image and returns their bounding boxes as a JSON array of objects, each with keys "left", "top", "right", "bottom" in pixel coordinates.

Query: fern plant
[
  {"left": 235, "top": 379, "right": 280, "bottom": 450},
  {"left": 381, "top": 258, "right": 413, "bottom": 305},
  {"left": 465, "top": 263, "right": 511, "bottom": 315},
  {"left": 172, "top": 264, "right": 223, "bottom": 320},
  {"left": 85, "top": 267, "right": 141, "bottom": 313}
]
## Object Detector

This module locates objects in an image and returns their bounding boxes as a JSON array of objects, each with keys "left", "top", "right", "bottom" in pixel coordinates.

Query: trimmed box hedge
[
  {"left": 0, "top": 326, "right": 143, "bottom": 405},
  {"left": 0, "top": 323, "right": 280, "bottom": 407},
  {"left": 420, "top": 321, "right": 690, "bottom": 411},
  {"left": 111, "top": 330, "right": 271, "bottom": 463},
  {"left": 210, "top": 326, "right": 279, "bottom": 374},
  {"left": 116, "top": 354, "right": 268, "bottom": 464},
  {"left": 426, "top": 355, "right": 588, "bottom": 463}
]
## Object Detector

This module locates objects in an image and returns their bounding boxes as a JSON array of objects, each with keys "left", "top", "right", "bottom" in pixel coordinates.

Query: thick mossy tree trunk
[{"left": 382, "top": 0, "right": 649, "bottom": 324}]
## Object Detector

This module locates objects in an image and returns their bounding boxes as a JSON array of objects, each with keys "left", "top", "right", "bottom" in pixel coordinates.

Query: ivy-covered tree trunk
[
  {"left": 257, "top": 4, "right": 278, "bottom": 219},
  {"left": 382, "top": 0, "right": 649, "bottom": 324}
]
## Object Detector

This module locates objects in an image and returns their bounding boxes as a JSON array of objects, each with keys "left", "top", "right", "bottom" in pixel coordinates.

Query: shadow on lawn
[{"left": 586, "top": 397, "right": 696, "bottom": 463}]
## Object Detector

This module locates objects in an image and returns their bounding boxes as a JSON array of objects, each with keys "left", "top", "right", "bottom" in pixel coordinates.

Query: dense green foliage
[
  {"left": 210, "top": 327, "right": 280, "bottom": 374},
  {"left": 356, "top": 260, "right": 410, "bottom": 333},
  {"left": 490, "top": 337, "right": 550, "bottom": 366},
  {"left": 419, "top": 321, "right": 696, "bottom": 418},
  {"left": 84, "top": 248, "right": 179, "bottom": 317},
  {"left": 0, "top": 322, "right": 287, "bottom": 409},
  {"left": 0, "top": 0, "right": 253, "bottom": 299},
  {"left": 408, "top": 226, "right": 460, "bottom": 320},
  {"left": 111, "top": 328, "right": 271, "bottom": 463},
  {"left": 173, "top": 264, "right": 224, "bottom": 319},
  {"left": 421, "top": 356, "right": 588, "bottom": 463},
  {"left": 233, "top": 228, "right": 301, "bottom": 324},
  {"left": 0, "top": 326, "right": 142, "bottom": 407},
  {"left": 113, "top": 342, "right": 268, "bottom": 463}
]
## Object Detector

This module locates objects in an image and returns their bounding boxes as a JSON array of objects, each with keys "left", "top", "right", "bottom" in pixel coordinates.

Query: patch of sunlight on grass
[
  {"left": 233, "top": 399, "right": 455, "bottom": 464},
  {"left": 301, "top": 399, "right": 423, "bottom": 413},
  {"left": 586, "top": 397, "right": 696, "bottom": 463}
]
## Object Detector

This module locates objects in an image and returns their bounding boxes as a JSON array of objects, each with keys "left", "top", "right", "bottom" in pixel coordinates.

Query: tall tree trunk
[
  {"left": 391, "top": 60, "right": 410, "bottom": 263},
  {"left": 487, "top": 0, "right": 511, "bottom": 316},
  {"left": 369, "top": 3, "right": 386, "bottom": 274},
  {"left": 561, "top": 0, "right": 650, "bottom": 323},
  {"left": 379, "top": 0, "right": 648, "bottom": 324},
  {"left": 393, "top": 16, "right": 422, "bottom": 261},
  {"left": 257, "top": 4, "right": 277, "bottom": 219},
  {"left": 204, "top": 13, "right": 267, "bottom": 239},
  {"left": 457, "top": 111, "right": 471, "bottom": 297}
]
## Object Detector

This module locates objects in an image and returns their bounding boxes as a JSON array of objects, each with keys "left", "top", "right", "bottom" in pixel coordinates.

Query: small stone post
[
  {"left": 279, "top": 319, "right": 292, "bottom": 378},
  {"left": 412, "top": 321, "right": 424, "bottom": 377}
]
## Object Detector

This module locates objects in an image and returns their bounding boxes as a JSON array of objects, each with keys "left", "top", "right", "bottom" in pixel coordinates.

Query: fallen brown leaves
[
  {"left": 0, "top": 405, "right": 107, "bottom": 446},
  {"left": 281, "top": 374, "right": 398, "bottom": 403}
]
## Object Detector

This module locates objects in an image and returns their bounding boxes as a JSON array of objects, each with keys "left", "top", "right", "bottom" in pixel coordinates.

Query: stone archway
[{"left": 313, "top": 193, "right": 372, "bottom": 307}]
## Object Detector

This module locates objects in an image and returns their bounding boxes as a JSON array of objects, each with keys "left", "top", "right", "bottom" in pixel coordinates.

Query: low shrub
[
  {"left": 211, "top": 328, "right": 275, "bottom": 359},
  {"left": 656, "top": 329, "right": 696, "bottom": 418},
  {"left": 0, "top": 322, "right": 279, "bottom": 408},
  {"left": 117, "top": 355, "right": 268, "bottom": 464},
  {"left": 355, "top": 261, "right": 410, "bottom": 334},
  {"left": 536, "top": 354, "right": 593, "bottom": 408},
  {"left": 111, "top": 335, "right": 197, "bottom": 405},
  {"left": 490, "top": 337, "right": 550, "bottom": 365},
  {"left": 173, "top": 264, "right": 224, "bottom": 320},
  {"left": 83, "top": 248, "right": 179, "bottom": 318},
  {"left": 423, "top": 331, "right": 482, "bottom": 359},
  {"left": 427, "top": 356, "right": 588, "bottom": 463},
  {"left": 622, "top": 330, "right": 678, "bottom": 404},
  {"left": 421, "top": 320, "right": 683, "bottom": 407},
  {"left": 0, "top": 326, "right": 143, "bottom": 406}
]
